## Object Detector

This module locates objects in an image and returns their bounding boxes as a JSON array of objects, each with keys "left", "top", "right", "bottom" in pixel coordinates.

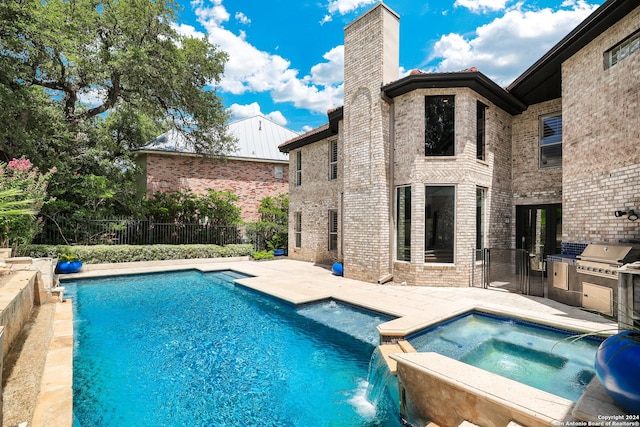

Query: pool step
[{"left": 378, "top": 340, "right": 416, "bottom": 375}]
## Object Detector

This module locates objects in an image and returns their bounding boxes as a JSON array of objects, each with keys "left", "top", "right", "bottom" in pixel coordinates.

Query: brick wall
[
  {"left": 391, "top": 88, "right": 513, "bottom": 287},
  {"left": 140, "top": 153, "right": 288, "bottom": 222},
  {"left": 286, "top": 127, "right": 343, "bottom": 265},
  {"left": 511, "top": 98, "right": 563, "bottom": 207},
  {"left": 561, "top": 6, "right": 640, "bottom": 243}
]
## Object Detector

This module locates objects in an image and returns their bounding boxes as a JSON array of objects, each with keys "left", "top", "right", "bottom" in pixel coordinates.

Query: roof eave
[
  {"left": 382, "top": 72, "right": 527, "bottom": 115},
  {"left": 134, "top": 149, "right": 287, "bottom": 163},
  {"left": 279, "top": 126, "right": 336, "bottom": 153},
  {"left": 508, "top": 0, "right": 636, "bottom": 105},
  {"left": 279, "top": 107, "right": 344, "bottom": 153}
]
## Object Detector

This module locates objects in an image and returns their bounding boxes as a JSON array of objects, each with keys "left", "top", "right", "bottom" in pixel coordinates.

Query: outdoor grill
[
  {"left": 576, "top": 243, "right": 640, "bottom": 317},
  {"left": 576, "top": 243, "right": 640, "bottom": 279}
]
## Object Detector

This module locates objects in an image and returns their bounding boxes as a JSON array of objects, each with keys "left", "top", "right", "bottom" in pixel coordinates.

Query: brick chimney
[{"left": 342, "top": 3, "right": 399, "bottom": 282}]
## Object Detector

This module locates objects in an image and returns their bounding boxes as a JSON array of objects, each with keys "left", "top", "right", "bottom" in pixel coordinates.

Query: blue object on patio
[
  {"left": 595, "top": 330, "right": 640, "bottom": 414},
  {"left": 332, "top": 262, "right": 343, "bottom": 276},
  {"left": 56, "top": 260, "right": 83, "bottom": 274}
]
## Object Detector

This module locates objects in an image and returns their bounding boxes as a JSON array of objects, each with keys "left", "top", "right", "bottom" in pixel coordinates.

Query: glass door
[{"left": 516, "top": 204, "right": 562, "bottom": 276}]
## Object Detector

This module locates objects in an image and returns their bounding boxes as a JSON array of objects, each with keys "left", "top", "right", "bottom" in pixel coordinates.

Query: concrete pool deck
[{"left": 12, "top": 257, "right": 624, "bottom": 426}]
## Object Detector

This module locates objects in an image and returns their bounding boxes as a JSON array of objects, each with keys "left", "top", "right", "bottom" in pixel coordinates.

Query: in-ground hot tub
[{"left": 391, "top": 310, "right": 606, "bottom": 427}]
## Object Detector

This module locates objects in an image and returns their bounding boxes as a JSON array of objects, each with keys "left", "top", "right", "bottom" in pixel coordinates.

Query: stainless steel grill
[{"left": 576, "top": 244, "right": 640, "bottom": 279}]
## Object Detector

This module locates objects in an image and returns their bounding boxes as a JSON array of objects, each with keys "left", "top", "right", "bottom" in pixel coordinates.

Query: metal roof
[{"left": 141, "top": 115, "right": 297, "bottom": 162}]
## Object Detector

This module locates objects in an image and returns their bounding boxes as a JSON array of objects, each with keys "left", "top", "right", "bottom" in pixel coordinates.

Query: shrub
[
  {"left": 19, "top": 244, "right": 253, "bottom": 264},
  {"left": 245, "top": 194, "right": 288, "bottom": 251},
  {"left": 251, "top": 250, "right": 274, "bottom": 260}
]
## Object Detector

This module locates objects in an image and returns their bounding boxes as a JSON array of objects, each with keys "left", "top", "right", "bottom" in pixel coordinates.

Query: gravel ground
[{"left": 2, "top": 302, "right": 56, "bottom": 427}]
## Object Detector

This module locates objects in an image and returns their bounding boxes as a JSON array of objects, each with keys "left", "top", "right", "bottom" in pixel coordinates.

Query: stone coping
[
  {"left": 392, "top": 351, "right": 576, "bottom": 427},
  {"left": 376, "top": 304, "right": 614, "bottom": 342},
  {"left": 573, "top": 378, "right": 625, "bottom": 420},
  {"left": 30, "top": 300, "right": 73, "bottom": 427}
]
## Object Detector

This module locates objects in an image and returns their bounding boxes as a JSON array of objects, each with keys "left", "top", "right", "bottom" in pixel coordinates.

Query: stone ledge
[
  {"left": 392, "top": 352, "right": 576, "bottom": 427},
  {"left": 573, "top": 378, "right": 625, "bottom": 421},
  {"left": 30, "top": 300, "right": 73, "bottom": 427}
]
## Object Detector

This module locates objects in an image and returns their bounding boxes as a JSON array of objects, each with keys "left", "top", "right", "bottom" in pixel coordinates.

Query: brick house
[
  {"left": 279, "top": 0, "right": 639, "bottom": 287},
  {"left": 137, "top": 115, "right": 297, "bottom": 222}
]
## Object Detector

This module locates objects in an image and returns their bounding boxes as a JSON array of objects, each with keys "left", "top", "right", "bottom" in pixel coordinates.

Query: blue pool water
[
  {"left": 65, "top": 270, "right": 401, "bottom": 426},
  {"left": 408, "top": 312, "right": 603, "bottom": 402}
]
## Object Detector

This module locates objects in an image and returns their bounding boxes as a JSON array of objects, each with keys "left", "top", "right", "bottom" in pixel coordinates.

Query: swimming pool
[
  {"left": 407, "top": 311, "right": 603, "bottom": 402},
  {"left": 66, "top": 270, "right": 401, "bottom": 426}
]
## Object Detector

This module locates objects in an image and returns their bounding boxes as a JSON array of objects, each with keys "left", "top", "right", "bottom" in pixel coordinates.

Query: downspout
[{"left": 380, "top": 92, "right": 395, "bottom": 285}]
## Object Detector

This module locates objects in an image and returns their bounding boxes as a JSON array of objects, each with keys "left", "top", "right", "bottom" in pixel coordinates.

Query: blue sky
[{"left": 172, "top": 0, "right": 602, "bottom": 134}]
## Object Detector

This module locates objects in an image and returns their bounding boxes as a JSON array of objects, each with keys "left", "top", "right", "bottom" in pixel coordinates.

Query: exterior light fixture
[{"left": 615, "top": 210, "right": 639, "bottom": 221}]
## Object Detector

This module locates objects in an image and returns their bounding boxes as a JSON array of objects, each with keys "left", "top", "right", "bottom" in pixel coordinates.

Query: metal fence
[
  {"left": 33, "top": 216, "right": 264, "bottom": 248},
  {"left": 472, "top": 248, "right": 543, "bottom": 296}
]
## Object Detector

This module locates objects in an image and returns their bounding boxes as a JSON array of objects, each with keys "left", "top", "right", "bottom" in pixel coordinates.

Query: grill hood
[{"left": 577, "top": 243, "right": 640, "bottom": 264}]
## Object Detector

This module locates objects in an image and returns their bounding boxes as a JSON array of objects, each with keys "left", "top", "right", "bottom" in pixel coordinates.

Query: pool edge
[{"left": 31, "top": 299, "right": 74, "bottom": 427}]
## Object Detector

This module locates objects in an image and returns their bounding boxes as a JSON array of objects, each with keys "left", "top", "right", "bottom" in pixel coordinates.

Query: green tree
[
  {"left": 142, "top": 189, "right": 241, "bottom": 226},
  {"left": 0, "top": 158, "right": 55, "bottom": 251},
  {"left": 246, "top": 194, "right": 289, "bottom": 250},
  {"left": 0, "top": 0, "right": 235, "bottom": 217},
  {"left": 199, "top": 189, "right": 242, "bottom": 227}
]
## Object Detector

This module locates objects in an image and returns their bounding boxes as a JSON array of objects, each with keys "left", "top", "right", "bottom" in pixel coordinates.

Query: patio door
[{"left": 516, "top": 204, "right": 562, "bottom": 276}]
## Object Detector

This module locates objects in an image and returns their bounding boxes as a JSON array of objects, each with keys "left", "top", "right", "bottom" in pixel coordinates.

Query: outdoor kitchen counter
[
  {"left": 547, "top": 255, "right": 582, "bottom": 307},
  {"left": 546, "top": 253, "right": 577, "bottom": 265},
  {"left": 618, "top": 263, "right": 640, "bottom": 328}
]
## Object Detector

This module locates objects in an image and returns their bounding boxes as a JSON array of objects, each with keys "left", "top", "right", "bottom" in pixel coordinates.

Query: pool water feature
[
  {"left": 407, "top": 312, "right": 603, "bottom": 402},
  {"left": 297, "top": 300, "right": 393, "bottom": 346},
  {"left": 66, "top": 270, "right": 402, "bottom": 426}
]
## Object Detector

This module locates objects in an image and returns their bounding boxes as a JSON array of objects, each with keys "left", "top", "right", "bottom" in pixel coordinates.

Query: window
[
  {"left": 425, "top": 186, "right": 455, "bottom": 263},
  {"left": 605, "top": 30, "right": 640, "bottom": 68},
  {"left": 295, "top": 151, "right": 302, "bottom": 186},
  {"left": 274, "top": 165, "right": 284, "bottom": 179},
  {"left": 328, "top": 210, "right": 338, "bottom": 251},
  {"left": 329, "top": 139, "right": 338, "bottom": 180},
  {"left": 476, "top": 101, "right": 487, "bottom": 161},
  {"left": 294, "top": 212, "right": 302, "bottom": 248},
  {"left": 396, "top": 186, "right": 411, "bottom": 261},
  {"left": 539, "top": 113, "right": 562, "bottom": 168},
  {"left": 425, "top": 96, "right": 455, "bottom": 156},
  {"left": 476, "top": 187, "right": 486, "bottom": 261}
]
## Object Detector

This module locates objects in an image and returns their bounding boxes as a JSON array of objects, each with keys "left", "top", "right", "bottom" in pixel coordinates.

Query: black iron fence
[{"left": 33, "top": 216, "right": 265, "bottom": 248}]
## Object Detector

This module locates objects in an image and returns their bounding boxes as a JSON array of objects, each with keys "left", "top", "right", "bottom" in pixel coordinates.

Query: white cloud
[
  {"left": 235, "top": 12, "right": 250, "bottom": 24},
  {"left": 193, "top": 0, "right": 229, "bottom": 26},
  {"left": 310, "top": 46, "right": 344, "bottom": 86},
  {"left": 327, "top": 0, "right": 377, "bottom": 15},
  {"left": 171, "top": 22, "right": 206, "bottom": 40},
  {"left": 229, "top": 102, "right": 288, "bottom": 125},
  {"left": 454, "top": 0, "right": 510, "bottom": 13},
  {"left": 428, "top": 1, "right": 599, "bottom": 85},
  {"left": 193, "top": 1, "right": 344, "bottom": 114},
  {"left": 78, "top": 87, "right": 106, "bottom": 107}
]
